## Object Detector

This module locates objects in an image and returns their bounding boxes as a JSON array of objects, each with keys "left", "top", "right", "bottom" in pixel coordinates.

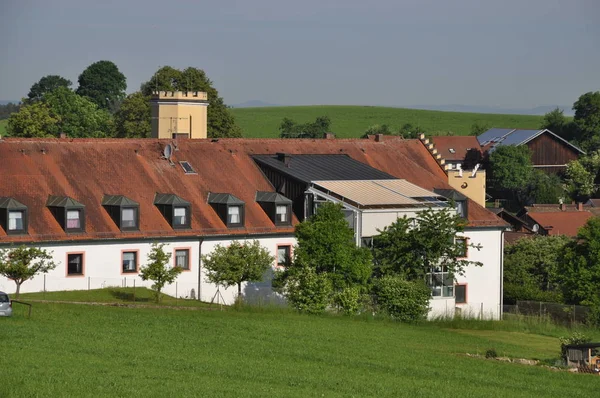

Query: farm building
[
  {"left": 477, "top": 128, "right": 584, "bottom": 173},
  {"left": 0, "top": 92, "right": 508, "bottom": 319}
]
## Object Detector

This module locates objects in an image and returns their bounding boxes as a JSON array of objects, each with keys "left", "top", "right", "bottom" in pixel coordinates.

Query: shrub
[
  {"left": 559, "top": 332, "right": 591, "bottom": 361},
  {"left": 485, "top": 348, "right": 498, "bottom": 359},
  {"left": 332, "top": 286, "right": 362, "bottom": 315},
  {"left": 373, "top": 276, "right": 430, "bottom": 323},
  {"left": 281, "top": 266, "right": 332, "bottom": 315}
]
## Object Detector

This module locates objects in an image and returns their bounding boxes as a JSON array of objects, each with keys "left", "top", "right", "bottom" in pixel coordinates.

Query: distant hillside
[
  {"left": 231, "top": 105, "right": 545, "bottom": 138},
  {"left": 407, "top": 104, "right": 573, "bottom": 116}
]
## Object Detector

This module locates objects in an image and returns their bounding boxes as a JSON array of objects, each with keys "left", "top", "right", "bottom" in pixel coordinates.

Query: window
[
  {"left": 343, "top": 209, "right": 355, "bottom": 230},
  {"left": 8, "top": 210, "right": 24, "bottom": 231},
  {"left": 455, "top": 284, "right": 467, "bottom": 304},
  {"left": 276, "top": 205, "right": 288, "bottom": 223},
  {"left": 173, "top": 207, "right": 187, "bottom": 227},
  {"left": 228, "top": 206, "right": 241, "bottom": 225},
  {"left": 175, "top": 249, "right": 190, "bottom": 270},
  {"left": 179, "top": 161, "right": 197, "bottom": 174},
  {"left": 0, "top": 293, "right": 8, "bottom": 303},
  {"left": 277, "top": 245, "right": 291, "bottom": 267},
  {"left": 122, "top": 251, "right": 137, "bottom": 273},
  {"left": 361, "top": 237, "right": 373, "bottom": 249},
  {"left": 456, "top": 237, "right": 467, "bottom": 258},
  {"left": 456, "top": 201, "right": 467, "bottom": 218},
  {"left": 427, "top": 266, "right": 453, "bottom": 297},
  {"left": 121, "top": 208, "right": 137, "bottom": 229},
  {"left": 66, "top": 210, "right": 81, "bottom": 230},
  {"left": 67, "top": 253, "right": 84, "bottom": 276}
]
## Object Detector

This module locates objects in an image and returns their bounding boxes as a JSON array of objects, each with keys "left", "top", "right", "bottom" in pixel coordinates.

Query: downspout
[
  {"left": 197, "top": 238, "right": 203, "bottom": 302},
  {"left": 499, "top": 229, "right": 504, "bottom": 320}
]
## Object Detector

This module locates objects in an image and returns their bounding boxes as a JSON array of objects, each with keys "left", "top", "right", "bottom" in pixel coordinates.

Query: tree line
[{"left": 5, "top": 62, "right": 242, "bottom": 139}]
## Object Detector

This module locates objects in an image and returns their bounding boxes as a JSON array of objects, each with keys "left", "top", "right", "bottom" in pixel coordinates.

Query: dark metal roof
[
  {"left": 478, "top": 128, "right": 585, "bottom": 155},
  {"left": 46, "top": 195, "right": 85, "bottom": 208},
  {"left": 256, "top": 191, "right": 292, "bottom": 204},
  {"left": 154, "top": 193, "right": 191, "bottom": 206},
  {"left": 0, "top": 197, "right": 27, "bottom": 209},
  {"left": 253, "top": 154, "right": 396, "bottom": 183},
  {"left": 565, "top": 342, "right": 600, "bottom": 349},
  {"left": 208, "top": 193, "right": 244, "bottom": 205},
  {"left": 434, "top": 189, "right": 468, "bottom": 201},
  {"left": 102, "top": 195, "right": 139, "bottom": 207}
]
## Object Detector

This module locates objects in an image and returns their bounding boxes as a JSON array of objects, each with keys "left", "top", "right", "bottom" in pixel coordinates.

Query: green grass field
[
  {"left": 4, "top": 292, "right": 600, "bottom": 397},
  {"left": 231, "top": 106, "right": 545, "bottom": 138}
]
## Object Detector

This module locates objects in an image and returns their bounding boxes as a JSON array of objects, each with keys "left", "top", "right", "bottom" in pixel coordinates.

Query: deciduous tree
[
  {"left": 279, "top": 116, "right": 331, "bottom": 138},
  {"left": 0, "top": 246, "right": 57, "bottom": 298},
  {"left": 541, "top": 107, "right": 575, "bottom": 141},
  {"left": 76, "top": 60, "right": 127, "bottom": 112},
  {"left": 27, "top": 75, "right": 72, "bottom": 103},
  {"left": 140, "top": 243, "right": 181, "bottom": 303},
  {"left": 573, "top": 91, "right": 600, "bottom": 151},
  {"left": 6, "top": 101, "right": 59, "bottom": 137},
  {"left": 114, "top": 92, "right": 151, "bottom": 138},
  {"left": 565, "top": 151, "right": 600, "bottom": 201},
  {"left": 488, "top": 145, "right": 532, "bottom": 191},
  {"left": 202, "top": 240, "right": 274, "bottom": 299}
]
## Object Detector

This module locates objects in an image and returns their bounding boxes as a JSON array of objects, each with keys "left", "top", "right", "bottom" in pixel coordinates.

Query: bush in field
[
  {"left": 332, "top": 286, "right": 362, "bottom": 315},
  {"left": 277, "top": 265, "right": 332, "bottom": 315},
  {"left": 140, "top": 243, "right": 181, "bottom": 303},
  {"left": 373, "top": 276, "right": 430, "bottom": 323}
]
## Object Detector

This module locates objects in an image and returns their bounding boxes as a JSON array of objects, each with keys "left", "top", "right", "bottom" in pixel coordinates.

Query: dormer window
[
  {"left": 47, "top": 195, "right": 85, "bottom": 233},
  {"left": 0, "top": 197, "right": 28, "bottom": 235},
  {"left": 256, "top": 192, "right": 292, "bottom": 226},
  {"left": 208, "top": 193, "right": 245, "bottom": 228},
  {"left": 102, "top": 195, "right": 140, "bottom": 231},
  {"left": 154, "top": 193, "right": 191, "bottom": 229},
  {"left": 434, "top": 189, "right": 469, "bottom": 219}
]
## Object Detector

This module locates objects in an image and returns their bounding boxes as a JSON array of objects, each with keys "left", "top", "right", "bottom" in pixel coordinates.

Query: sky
[{"left": 0, "top": 0, "right": 599, "bottom": 108}]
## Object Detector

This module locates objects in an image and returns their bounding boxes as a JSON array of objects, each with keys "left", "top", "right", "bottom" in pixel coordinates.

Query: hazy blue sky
[{"left": 1, "top": 0, "right": 598, "bottom": 108}]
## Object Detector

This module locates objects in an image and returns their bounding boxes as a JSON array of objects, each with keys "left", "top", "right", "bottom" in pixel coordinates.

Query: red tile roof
[
  {"left": 0, "top": 136, "right": 507, "bottom": 243},
  {"left": 526, "top": 211, "right": 594, "bottom": 237},
  {"left": 431, "top": 136, "right": 481, "bottom": 162}
]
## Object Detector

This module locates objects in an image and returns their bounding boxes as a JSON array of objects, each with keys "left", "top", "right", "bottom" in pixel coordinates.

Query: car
[{"left": 0, "top": 291, "right": 12, "bottom": 317}]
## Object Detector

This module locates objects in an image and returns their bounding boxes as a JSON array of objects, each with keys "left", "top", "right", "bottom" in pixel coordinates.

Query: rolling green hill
[{"left": 231, "top": 106, "right": 545, "bottom": 138}]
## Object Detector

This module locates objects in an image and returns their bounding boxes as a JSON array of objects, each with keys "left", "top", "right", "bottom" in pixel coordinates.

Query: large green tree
[
  {"left": 565, "top": 151, "right": 600, "bottom": 201},
  {"left": 279, "top": 116, "right": 331, "bottom": 138},
  {"left": 573, "top": 91, "right": 600, "bottom": 151},
  {"left": 139, "top": 243, "right": 181, "bottom": 303},
  {"left": 202, "top": 240, "right": 274, "bottom": 299},
  {"left": 540, "top": 107, "right": 576, "bottom": 141},
  {"left": 27, "top": 75, "right": 72, "bottom": 103},
  {"left": 6, "top": 101, "right": 59, "bottom": 137},
  {"left": 141, "top": 66, "right": 241, "bottom": 138},
  {"left": 0, "top": 246, "right": 57, "bottom": 298},
  {"left": 522, "top": 169, "right": 564, "bottom": 205},
  {"left": 503, "top": 235, "right": 570, "bottom": 304},
  {"left": 557, "top": 217, "right": 600, "bottom": 306},
  {"left": 488, "top": 145, "right": 533, "bottom": 191},
  {"left": 113, "top": 92, "right": 151, "bottom": 138},
  {"left": 76, "top": 60, "right": 127, "bottom": 112},
  {"left": 372, "top": 208, "right": 481, "bottom": 281},
  {"left": 44, "top": 87, "right": 113, "bottom": 137}
]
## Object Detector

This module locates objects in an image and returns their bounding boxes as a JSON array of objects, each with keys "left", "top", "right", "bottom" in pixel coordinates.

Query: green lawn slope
[
  {"left": 0, "top": 119, "right": 7, "bottom": 136},
  {"left": 231, "top": 106, "right": 544, "bottom": 138},
  {"left": 3, "top": 301, "right": 598, "bottom": 397}
]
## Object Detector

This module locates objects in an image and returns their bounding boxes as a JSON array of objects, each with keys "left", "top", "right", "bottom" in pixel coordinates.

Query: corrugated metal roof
[
  {"left": 253, "top": 154, "right": 396, "bottom": 183},
  {"left": 312, "top": 179, "right": 446, "bottom": 207}
]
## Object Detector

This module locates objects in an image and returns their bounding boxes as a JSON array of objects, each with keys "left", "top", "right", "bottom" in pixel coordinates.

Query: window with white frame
[
  {"left": 175, "top": 249, "right": 190, "bottom": 270},
  {"left": 121, "top": 208, "right": 137, "bottom": 229},
  {"left": 173, "top": 207, "right": 187, "bottom": 227},
  {"left": 276, "top": 205, "right": 288, "bottom": 223},
  {"left": 122, "top": 251, "right": 137, "bottom": 273},
  {"left": 228, "top": 206, "right": 241, "bottom": 225},
  {"left": 8, "top": 210, "right": 24, "bottom": 231},
  {"left": 427, "top": 266, "right": 454, "bottom": 297}
]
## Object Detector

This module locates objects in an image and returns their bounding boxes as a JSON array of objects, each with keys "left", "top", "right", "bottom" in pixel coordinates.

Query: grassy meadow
[
  {"left": 0, "top": 118, "right": 7, "bottom": 136},
  {"left": 4, "top": 295, "right": 600, "bottom": 397},
  {"left": 230, "top": 106, "right": 544, "bottom": 138}
]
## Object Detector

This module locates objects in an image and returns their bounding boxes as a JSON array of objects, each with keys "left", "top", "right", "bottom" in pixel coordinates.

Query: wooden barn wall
[{"left": 526, "top": 134, "right": 580, "bottom": 168}]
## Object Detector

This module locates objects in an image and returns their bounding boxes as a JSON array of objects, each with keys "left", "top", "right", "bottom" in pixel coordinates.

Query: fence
[{"left": 503, "top": 300, "right": 590, "bottom": 326}]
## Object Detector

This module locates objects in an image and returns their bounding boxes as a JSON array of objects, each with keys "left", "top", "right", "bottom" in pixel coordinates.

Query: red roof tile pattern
[
  {"left": 0, "top": 136, "right": 507, "bottom": 243},
  {"left": 431, "top": 136, "right": 482, "bottom": 162},
  {"left": 526, "top": 211, "right": 594, "bottom": 237}
]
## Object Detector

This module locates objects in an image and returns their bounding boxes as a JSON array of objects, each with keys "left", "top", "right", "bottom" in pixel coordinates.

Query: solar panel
[
  {"left": 179, "top": 161, "right": 196, "bottom": 174},
  {"left": 499, "top": 129, "right": 541, "bottom": 146},
  {"left": 477, "top": 128, "right": 514, "bottom": 145}
]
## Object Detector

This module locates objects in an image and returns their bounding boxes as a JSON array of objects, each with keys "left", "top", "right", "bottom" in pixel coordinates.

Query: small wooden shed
[{"left": 565, "top": 343, "right": 600, "bottom": 373}]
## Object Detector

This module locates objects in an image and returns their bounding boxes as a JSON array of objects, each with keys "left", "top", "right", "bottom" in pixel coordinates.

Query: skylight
[
  {"left": 179, "top": 161, "right": 196, "bottom": 174},
  {"left": 449, "top": 148, "right": 456, "bottom": 154}
]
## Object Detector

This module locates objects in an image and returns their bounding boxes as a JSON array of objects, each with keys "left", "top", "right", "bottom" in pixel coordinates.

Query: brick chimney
[
  {"left": 560, "top": 203, "right": 567, "bottom": 211},
  {"left": 577, "top": 202, "right": 584, "bottom": 211},
  {"left": 375, "top": 134, "right": 384, "bottom": 142},
  {"left": 323, "top": 132, "right": 336, "bottom": 139}
]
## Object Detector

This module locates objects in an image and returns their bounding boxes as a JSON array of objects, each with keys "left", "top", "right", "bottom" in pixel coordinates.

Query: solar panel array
[{"left": 476, "top": 128, "right": 514, "bottom": 145}]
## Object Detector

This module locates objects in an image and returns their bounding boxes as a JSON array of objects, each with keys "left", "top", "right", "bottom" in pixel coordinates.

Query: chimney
[
  {"left": 560, "top": 203, "right": 566, "bottom": 211},
  {"left": 276, "top": 152, "right": 291, "bottom": 167},
  {"left": 323, "top": 132, "right": 336, "bottom": 139},
  {"left": 577, "top": 202, "right": 584, "bottom": 211},
  {"left": 59, "top": 132, "right": 68, "bottom": 139},
  {"left": 375, "top": 134, "right": 384, "bottom": 142}
]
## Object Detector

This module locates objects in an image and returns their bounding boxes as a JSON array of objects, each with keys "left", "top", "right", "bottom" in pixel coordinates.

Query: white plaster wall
[
  {"left": 454, "top": 228, "right": 503, "bottom": 320},
  {"left": 429, "top": 297, "right": 456, "bottom": 319},
  {"left": 199, "top": 236, "right": 296, "bottom": 305},
  {"left": 360, "top": 210, "right": 421, "bottom": 237}
]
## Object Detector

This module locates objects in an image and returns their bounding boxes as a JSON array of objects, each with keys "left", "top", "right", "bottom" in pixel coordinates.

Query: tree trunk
[{"left": 15, "top": 282, "right": 22, "bottom": 298}]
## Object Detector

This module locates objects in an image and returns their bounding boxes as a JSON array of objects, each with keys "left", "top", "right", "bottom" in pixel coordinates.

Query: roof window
[
  {"left": 179, "top": 161, "right": 196, "bottom": 174},
  {"left": 208, "top": 193, "right": 245, "bottom": 228},
  {"left": 0, "top": 197, "right": 28, "bottom": 235},
  {"left": 256, "top": 192, "right": 293, "bottom": 226},
  {"left": 154, "top": 193, "right": 191, "bottom": 229},
  {"left": 47, "top": 195, "right": 85, "bottom": 233},
  {"left": 102, "top": 195, "right": 140, "bottom": 231}
]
